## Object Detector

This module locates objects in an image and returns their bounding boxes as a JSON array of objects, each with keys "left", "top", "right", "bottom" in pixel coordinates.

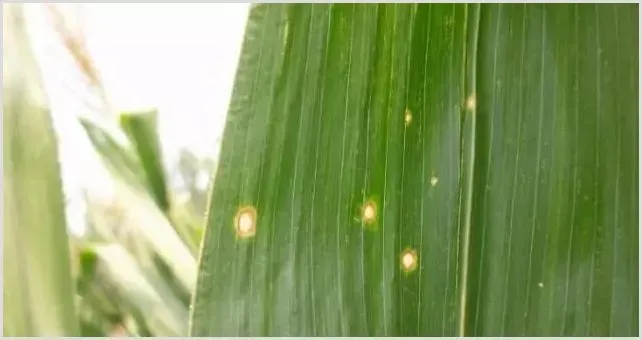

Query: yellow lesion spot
[
  {"left": 234, "top": 205, "right": 257, "bottom": 239},
  {"left": 361, "top": 200, "right": 377, "bottom": 225},
  {"left": 400, "top": 248, "right": 418, "bottom": 273},
  {"left": 430, "top": 171, "right": 438, "bottom": 187},
  {"left": 404, "top": 108, "right": 412, "bottom": 127},
  {"left": 466, "top": 93, "right": 476, "bottom": 112}
]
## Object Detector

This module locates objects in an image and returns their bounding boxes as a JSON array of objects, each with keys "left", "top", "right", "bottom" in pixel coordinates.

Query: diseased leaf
[
  {"left": 466, "top": 4, "right": 639, "bottom": 336},
  {"left": 190, "top": 3, "right": 638, "bottom": 337}
]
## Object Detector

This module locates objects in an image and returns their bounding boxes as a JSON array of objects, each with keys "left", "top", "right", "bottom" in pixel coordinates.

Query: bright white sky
[{"left": 23, "top": 4, "right": 250, "bottom": 235}]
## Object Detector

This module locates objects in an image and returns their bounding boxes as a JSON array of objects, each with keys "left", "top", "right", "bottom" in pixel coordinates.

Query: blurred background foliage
[{"left": 4, "top": 3, "right": 244, "bottom": 336}]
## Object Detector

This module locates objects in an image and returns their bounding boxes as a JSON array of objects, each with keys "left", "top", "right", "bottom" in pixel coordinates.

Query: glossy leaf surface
[{"left": 190, "top": 4, "right": 638, "bottom": 336}]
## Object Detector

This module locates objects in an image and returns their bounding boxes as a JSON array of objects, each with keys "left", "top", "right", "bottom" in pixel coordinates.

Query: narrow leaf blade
[{"left": 119, "top": 110, "right": 171, "bottom": 212}]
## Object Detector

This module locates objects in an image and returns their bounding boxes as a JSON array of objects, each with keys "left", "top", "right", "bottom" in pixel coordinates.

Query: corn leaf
[
  {"left": 119, "top": 110, "right": 171, "bottom": 212},
  {"left": 3, "top": 4, "right": 79, "bottom": 336},
  {"left": 190, "top": 3, "right": 638, "bottom": 337},
  {"left": 80, "top": 244, "right": 190, "bottom": 336},
  {"left": 80, "top": 115, "right": 199, "bottom": 253}
]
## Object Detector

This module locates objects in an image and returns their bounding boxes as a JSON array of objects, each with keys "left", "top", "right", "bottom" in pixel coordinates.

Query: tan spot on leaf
[
  {"left": 361, "top": 200, "right": 377, "bottom": 225},
  {"left": 235, "top": 205, "right": 257, "bottom": 239},
  {"left": 401, "top": 248, "right": 418, "bottom": 273},
  {"left": 466, "top": 93, "right": 476, "bottom": 111},
  {"left": 404, "top": 108, "right": 412, "bottom": 127}
]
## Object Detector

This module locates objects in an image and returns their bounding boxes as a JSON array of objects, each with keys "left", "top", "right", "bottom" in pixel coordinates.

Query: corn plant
[{"left": 3, "top": 3, "right": 638, "bottom": 338}]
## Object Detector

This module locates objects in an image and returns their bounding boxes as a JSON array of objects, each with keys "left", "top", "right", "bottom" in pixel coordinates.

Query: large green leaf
[
  {"left": 467, "top": 4, "right": 638, "bottom": 336},
  {"left": 190, "top": 3, "right": 638, "bottom": 336},
  {"left": 3, "top": 4, "right": 79, "bottom": 336}
]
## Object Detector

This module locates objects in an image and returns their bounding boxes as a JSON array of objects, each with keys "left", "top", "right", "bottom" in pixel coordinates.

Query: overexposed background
[{"left": 22, "top": 4, "right": 250, "bottom": 236}]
